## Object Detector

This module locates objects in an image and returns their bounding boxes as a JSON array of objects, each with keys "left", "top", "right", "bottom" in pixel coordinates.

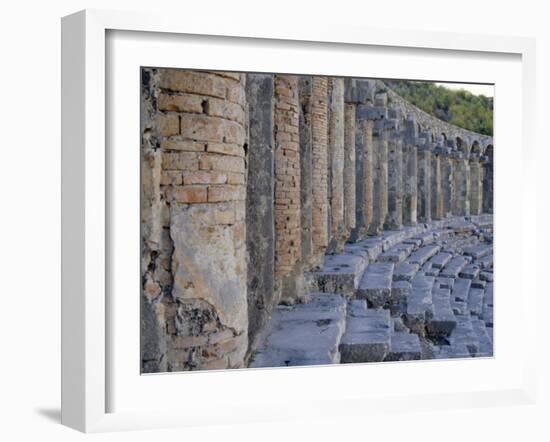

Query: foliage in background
[{"left": 386, "top": 80, "right": 493, "bottom": 136}]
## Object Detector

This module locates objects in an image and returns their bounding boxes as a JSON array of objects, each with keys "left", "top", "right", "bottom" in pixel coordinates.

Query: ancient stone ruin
[{"left": 140, "top": 69, "right": 494, "bottom": 372}]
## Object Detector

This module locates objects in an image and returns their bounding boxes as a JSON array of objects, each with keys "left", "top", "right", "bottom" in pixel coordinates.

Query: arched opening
[
  {"left": 456, "top": 136, "right": 466, "bottom": 153},
  {"left": 471, "top": 140, "right": 482, "bottom": 154}
]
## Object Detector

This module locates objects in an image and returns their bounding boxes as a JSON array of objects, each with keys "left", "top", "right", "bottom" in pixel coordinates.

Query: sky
[{"left": 436, "top": 82, "right": 494, "bottom": 98}]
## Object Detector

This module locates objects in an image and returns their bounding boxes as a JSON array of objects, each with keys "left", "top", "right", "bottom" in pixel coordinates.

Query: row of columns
[{"left": 246, "top": 73, "right": 493, "bottom": 345}]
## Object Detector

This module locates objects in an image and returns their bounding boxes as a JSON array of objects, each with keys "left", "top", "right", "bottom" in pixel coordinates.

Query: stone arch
[
  {"left": 471, "top": 140, "right": 482, "bottom": 154},
  {"left": 456, "top": 136, "right": 467, "bottom": 153},
  {"left": 485, "top": 144, "right": 494, "bottom": 158},
  {"left": 441, "top": 132, "right": 448, "bottom": 143}
]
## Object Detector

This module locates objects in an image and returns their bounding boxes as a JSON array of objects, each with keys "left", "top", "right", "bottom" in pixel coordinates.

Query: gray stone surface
[
  {"left": 459, "top": 263, "right": 480, "bottom": 280},
  {"left": 440, "top": 256, "right": 469, "bottom": 278},
  {"left": 314, "top": 253, "right": 368, "bottom": 296},
  {"left": 339, "top": 301, "right": 391, "bottom": 363},
  {"left": 429, "top": 252, "right": 453, "bottom": 269},
  {"left": 407, "top": 245, "right": 441, "bottom": 266},
  {"left": 357, "top": 262, "right": 394, "bottom": 307},
  {"left": 468, "top": 288, "right": 485, "bottom": 316},
  {"left": 386, "top": 331, "right": 422, "bottom": 361},
  {"left": 246, "top": 74, "right": 276, "bottom": 347},
  {"left": 379, "top": 243, "right": 415, "bottom": 263},
  {"left": 250, "top": 293, "right": 347, "bottom": 367},
  {"left": 393, "top": 262, "right": 420, "bottom": 282},
  {"left": 427, "top": 288, "right": 457, "bottom": 337}
]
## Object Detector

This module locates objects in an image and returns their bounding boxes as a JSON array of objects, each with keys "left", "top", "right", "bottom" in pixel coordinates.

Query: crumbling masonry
[{"left": 141, "top": 69, "right": 494, "bottom": 372}]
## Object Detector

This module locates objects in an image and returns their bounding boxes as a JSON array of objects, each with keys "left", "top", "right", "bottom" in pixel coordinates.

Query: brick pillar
[
  {"left": 299, "top": 76, "right": 314, "bottom": 269},
  {"left": 353, "top": 117, "right": 374, "bottom": 239},
  {"left": 311, "top": 77, "right": 329, "bottom": 264},
  {"left": 328, "top": 78, "right": 345, "bottom": 251},
  {"left": 273, "top": 74, "right": 304, "bottom": 304},
  {"left": 417, "top": 143, "right": 432, "bottom": 223},
  {"left": 469, "top": 155, "right": 483, "bottom": 215},
  {"left": 147, "top": 69, "right": 248, "bottom": 371},
  {"left": 344, "top": 102, "right": 357, "bottom": 236},
  {"left": 386, "top": 118, "right": 403, "bottom": 230},
  {"left": 431, "top": 148, "right": 444, "bottom": 220},
  {"left": 245, "top": 73, "right": 275, "bottom": 350}
]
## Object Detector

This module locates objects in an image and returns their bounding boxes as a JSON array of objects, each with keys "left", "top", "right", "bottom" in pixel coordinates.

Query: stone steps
[
  {"left": 439, "top": 255, "right": 470, "bottom": 278},
  {"left": 427, "top": 287, "right": 457, "bottom": 338},
  {"left": 357, "top": 262, "right": 395, "bottom": 308},
  {"left": 249, "top": 216, "right": 494, "bottom": 368},
  {"left": 407, "top": 244, "right": 441, "bottom": 267},
  {"left": 250, "top": 293, "right": 347, "bottom": 367},
  {"left": 459, "top": 263, "right": 480, "bottom": 280},
  {"left": 386, "top": 323, "right": 422, "bottom": 361},
  {"left": 313, "top": 252, "right": 368, "bottom": 297},
  {"left": 339, "top": 300, "right": 391, "bottom": 363},
  {"left": 405, "top": 273, "right": 435, "bottom": 333}
]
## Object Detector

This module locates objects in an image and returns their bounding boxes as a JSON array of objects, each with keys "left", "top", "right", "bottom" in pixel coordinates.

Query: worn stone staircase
[{"left": 249, "top": 215, "right": 493, "bottom": 368}]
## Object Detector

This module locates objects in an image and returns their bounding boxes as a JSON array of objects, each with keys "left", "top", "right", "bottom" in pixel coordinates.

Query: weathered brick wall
[
  {"left": 273, "top": 74, "right": 304, "bottom": 304},
  {"left": 141, "top": 68, "right": 248, "bottom": 372},
  {"left": 310, "top": 77, "right": 329, "bottom": 264},
  {"left": 141, "top": 71, "right": 493, "bottom": 372}
]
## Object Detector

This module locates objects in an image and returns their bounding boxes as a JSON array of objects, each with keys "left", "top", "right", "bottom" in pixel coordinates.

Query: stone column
[
  {"left": 469, "top": 154, "right": 483, "bottom": 215},
  {"left": 441, "top": 149, "right": 454, "bottom": 218},
  {"left": 245, "top": 73, "right": 275, "bottom": 350},
  {"left": 417, "top": 143, "right": 432, "bottom": 223},
  {"left": 371, "top": 117, "right": 389, "bottom": 234},
  {"left": 150, "top": 69, "right": 248, "bottom": 371},
  {"left": 328, "top": 77, "right": 345, "bottom": 251},
  {"left": 386, "top": 118, "right": 404, "bottom": 230},
  {"left": 482, "top": 146, "right": 493, "bottom": 214},
  {"left": 299, "top": 76, "right": 314, "bottom": 268},
  {"left": 311, "top": 77, "right": 329, "bottom": 264},
  {"left": 402, "top": 117, "right": 418, "bottom": 226},
  {"left": 273, "top": 74, "right": 304, "bottom": 304},
  {"left": 452, "top": 153, "right": 470, "bottom": 216},
  {"left": 344, "top": 102, "right": 357, "bottom": 236},
  {"left": 353, "top": 117, "right": 374, "bottom": 239},
  {"left": 431, "top": 147, "right": 444, "bottom": 220}
]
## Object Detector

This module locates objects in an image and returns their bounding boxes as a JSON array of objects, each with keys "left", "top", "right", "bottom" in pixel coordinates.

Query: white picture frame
[{"left": 61, "top": 9, "right": 537, "bottom": 433}]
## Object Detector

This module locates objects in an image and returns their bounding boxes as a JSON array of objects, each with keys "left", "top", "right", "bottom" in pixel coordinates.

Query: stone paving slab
[
  {"left": 459, "top": 263, "right": 481, "bottom": 280},
  {"left": 378, "top": 243, "right": 415, "bottom": 263},
  {"left": 345, "top": 238, "right": 384, "bottom": 263},
  {"left": 479, "top": 271, "right": 493, "bottom": 282},
  {"left": 440, "top": 256, "right": 469, "bottom": 278},
  {"left": 339, "top": 302, "right": 391, "bottom": 363},
  {"left": 314, "top": 253, "right": 368, "bottom": 296},
  {"left": 463, "top": 243, "right": 492, "bottom": 259},
  {"left": 468, "top": 288, "right": 485, "bottom": 316},
  {"left": 427, "top": 288, "right": 457, "bottom": 337},
  {"left": 476, "top": 254, "right": 493, "bottom": 270},
  {"left": 393, "top": 262, "right": 420, "bottom": 282},
  {"left": 471, "top": 319, "right": 493, "bottom": 357},
  {"left": 385, "top": 331, "right": 422, "bottom": 361},
  {"left": 357, "top": 262, "right": 394, "bottom": 307},
  {"left": 250, "top": 293, "right": 347, "bottom": 367},
  {"left": 429, "top": 252, "right": 453, "bottom": 269},
  {"left": 407, "top": 245, "right": 441, "bottom": 266},
  {"left": 446, "top": 315, "right": 479, "bottom": 356},
  {"left": 405, "top": 273, "right": 435, "bottom": 331}
]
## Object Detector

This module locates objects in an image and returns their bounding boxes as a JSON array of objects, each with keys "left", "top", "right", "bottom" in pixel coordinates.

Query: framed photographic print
[{"left": 61, "top": 9, "right": 537, "bottom": 433}]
